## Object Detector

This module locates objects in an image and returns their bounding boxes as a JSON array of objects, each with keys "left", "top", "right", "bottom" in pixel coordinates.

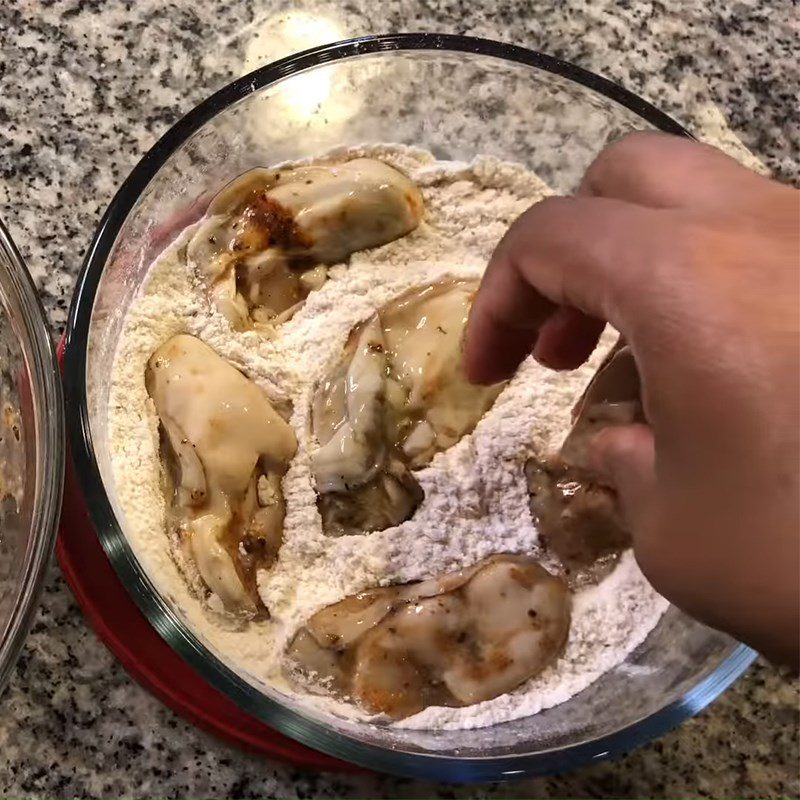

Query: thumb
[{"left": 589, "top": 423, "right": 657, "bottom": 536}]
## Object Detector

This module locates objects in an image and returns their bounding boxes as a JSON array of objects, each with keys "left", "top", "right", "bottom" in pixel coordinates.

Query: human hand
[{"left": 465, "top": 132, "right": 800, "bottom": 668}]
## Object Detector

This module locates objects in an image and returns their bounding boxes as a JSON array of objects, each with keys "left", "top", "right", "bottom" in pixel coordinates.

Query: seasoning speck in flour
[{"left": 107, "top": 144, "right": 668, "bottom": 730}]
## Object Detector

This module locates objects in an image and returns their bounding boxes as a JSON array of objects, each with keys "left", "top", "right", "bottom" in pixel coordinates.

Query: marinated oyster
[
  {"left": 187, "top": 159, "right": 424, "bottom": 331},
  {"left": 311, "top": 279, "right": 506, "bottom": 536},
  {"left": 285, "top": 554, "right": 571, "bottom": 719},
  {"left": 527, "top": 341, "right": 641, "bottom": 587},
  {"left": 146, "top": 334, "right": 297, "bottom": 615}
]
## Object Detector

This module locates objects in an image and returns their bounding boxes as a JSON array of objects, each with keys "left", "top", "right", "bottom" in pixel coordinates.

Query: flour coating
[{"left": 107, "top": 145, "right": 668, "bottom": 730}]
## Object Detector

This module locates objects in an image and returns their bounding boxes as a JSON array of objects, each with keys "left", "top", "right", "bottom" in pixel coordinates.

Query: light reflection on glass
[{"left": 243, "top": 11, "right": 358, "bottom": 128}]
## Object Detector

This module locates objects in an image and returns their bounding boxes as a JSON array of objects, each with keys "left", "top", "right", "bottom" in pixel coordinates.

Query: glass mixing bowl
[
  {"left": 0, "top": 220, "right": 63, "bottom": 695},
  {"left": 63, "top": 34, "right": 755, "bottom": 781}
]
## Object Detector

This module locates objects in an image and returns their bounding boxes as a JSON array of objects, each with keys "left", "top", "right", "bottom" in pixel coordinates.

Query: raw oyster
[
  {"left": 187, "top": 159, "right": 424, "bottom": 331},
  {"left": 285, "top": 554, "right": 571, "bottom": 720},
  {"left": 311, "top": 279, "right": 506, "bottom": 536},
  {"left": 146, "top": 334, "right": 297, "bottom": 615},
  {"left": 527, "top": 341, "right": 641, "bottom": 587}
]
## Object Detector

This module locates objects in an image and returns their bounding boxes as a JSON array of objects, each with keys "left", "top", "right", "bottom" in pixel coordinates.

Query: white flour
[{"left": 107, "top": 144, "right": 668, "bottom": 731}]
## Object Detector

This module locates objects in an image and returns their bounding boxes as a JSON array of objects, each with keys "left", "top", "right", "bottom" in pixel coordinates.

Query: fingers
[
  {"left": 464, "top": 244, "right": 557, "bottom": 384},
  {"left": 464, "top": 195, "right": 660, "bottom": 384},
  {"left": 580, "top": 131, "right": 771, "bottom": 210},
  {"left": 532, "top": 307, "right": 606, "bottom": 370},
  {"left": 588, "top": 423, "right": 657, "bottom": 538}
]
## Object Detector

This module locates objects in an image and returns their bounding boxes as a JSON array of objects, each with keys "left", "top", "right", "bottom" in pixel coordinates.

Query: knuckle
[
  {"left": 585, "top": 131, "right": 667, "bottom": 186},
  {"left": 504, "top": 196, "right": 572, "bottom": 255}
]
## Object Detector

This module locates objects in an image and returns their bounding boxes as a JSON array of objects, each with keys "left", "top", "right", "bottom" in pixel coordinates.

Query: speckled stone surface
[{"left": 0, "top": 1, "right": 798, "bottom": 797}]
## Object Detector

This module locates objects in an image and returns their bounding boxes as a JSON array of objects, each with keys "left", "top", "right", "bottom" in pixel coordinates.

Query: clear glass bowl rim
[
  {"left": 62, "top": 33, "right": 755, "bottom": 782},
  {"left": 0, "top": 219, "right": 64, "bottom": 694}
]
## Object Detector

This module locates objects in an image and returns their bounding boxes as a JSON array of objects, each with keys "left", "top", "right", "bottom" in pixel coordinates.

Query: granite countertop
[{"left": 0, "top": 1, "right": 797, "bottom": 797}]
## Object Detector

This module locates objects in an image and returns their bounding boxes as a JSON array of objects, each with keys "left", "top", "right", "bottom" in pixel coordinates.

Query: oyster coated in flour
[
  {"left": 187, "top": 158, "right": 424, "bottom": 333},
  {"left": 286, "top": 554, "right": 571, "bottom": 720},
  {"left": 311, "top": 278, "right": 506, "bottom": 537},
  {"left": 146, "top": 334, "right": 297, "bottom": 615},
  {"left": 526, "top": 340, "right": 641, "bottom": 588}
]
